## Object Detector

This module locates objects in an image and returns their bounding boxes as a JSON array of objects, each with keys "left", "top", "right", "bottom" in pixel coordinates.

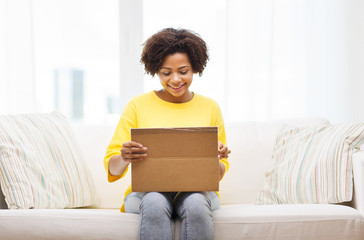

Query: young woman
[{"left": 104, "top": 28, "right": 231, "bottom": 240}]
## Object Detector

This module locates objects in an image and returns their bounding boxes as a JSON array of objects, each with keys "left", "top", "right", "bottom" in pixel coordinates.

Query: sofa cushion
[
  {"left": 0, "top": 205, "right": 362, "bottom": 240},
  {"left": 0, "top": 209, "right": 140, "bottom": 240},
  {"left": 0, "top": 112, "right": 99, "bottom": 209},
  {"left": 257, "top": 123, "right": 364, "bottom": 205},
  {"left": 211, "top": 204, "right": 364, "bottom": 240}
]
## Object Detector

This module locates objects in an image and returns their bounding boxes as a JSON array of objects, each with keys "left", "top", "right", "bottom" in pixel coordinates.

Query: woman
[{"left": 104, "top": 28, "right": 231, "bottom": 240}]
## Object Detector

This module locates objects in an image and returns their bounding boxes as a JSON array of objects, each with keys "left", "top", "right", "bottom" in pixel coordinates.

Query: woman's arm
[
  {"left": 219, "top": 161, "right": 226, "bottom": 181},
  {"left": 108, "top": 155, "right": 129, "bottom": 176}
]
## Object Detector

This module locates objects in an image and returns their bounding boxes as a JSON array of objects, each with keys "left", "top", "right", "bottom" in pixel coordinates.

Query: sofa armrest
[{"left": 352, "top": 151, "right": 364, "bottom": 216}]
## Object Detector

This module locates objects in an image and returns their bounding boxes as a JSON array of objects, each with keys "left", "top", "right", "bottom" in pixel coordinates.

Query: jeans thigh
[
  {"left": 124, "top": 192, "right": 146, "bottom": 214},
  {"left": 124, "top": 192, "right": 178, "bottom": 214},
  {"left": 174, "top": 191, "right": 220, "bottom": 213},
  {"left": 206, "top": 191, "right": 220, "bottom": 211}
]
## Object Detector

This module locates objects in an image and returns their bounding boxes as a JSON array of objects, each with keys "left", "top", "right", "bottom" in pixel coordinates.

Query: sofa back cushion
[
  {"left": 0, "top": 112, "right": 99, "bottom": 209},
  {"left": 256, "top": 122, "right": 364, "bottom": 205}
]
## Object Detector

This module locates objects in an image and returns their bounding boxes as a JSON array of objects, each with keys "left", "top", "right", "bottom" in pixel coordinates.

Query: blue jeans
[{"left": 124, "top": 191, "right": 220, "bottom": 240}]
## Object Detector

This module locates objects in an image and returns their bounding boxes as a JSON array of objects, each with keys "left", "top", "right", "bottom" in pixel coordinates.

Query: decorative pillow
[
  {"left": 256, "top": 123, "right": 364, "bottom": 205},
  {"left": 0, "top": 112, "right": 99, "bottom": 209}
]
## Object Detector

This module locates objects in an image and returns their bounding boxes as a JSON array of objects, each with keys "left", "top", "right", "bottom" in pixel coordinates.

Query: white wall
[
  {"left": 304, "top": 0, "right": 364, "bottom": 123},
  {"left": 225, "top": 0, "right": 364, "bottom": 123},
  {"left": 344, "top": 0, "right": 364, "bottom": 121}
]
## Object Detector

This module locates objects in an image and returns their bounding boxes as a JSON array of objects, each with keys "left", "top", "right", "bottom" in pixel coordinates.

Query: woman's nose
[{"left": 171, "top": 73, "right": 181, "bottom": 82}]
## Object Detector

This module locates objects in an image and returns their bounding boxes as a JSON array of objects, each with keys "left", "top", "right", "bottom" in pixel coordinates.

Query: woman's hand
[
  {"left": 218, "top": 141, "right": 230, "bottom": 180},
  {"left": 121, "top": 141, "right": 148, "bottom": 163},
  {"left": 218, "top": 141, "right": 231, "bottom": 160},
  {"left": 108, "top": 141, "right": 147, "bottom": 176}
]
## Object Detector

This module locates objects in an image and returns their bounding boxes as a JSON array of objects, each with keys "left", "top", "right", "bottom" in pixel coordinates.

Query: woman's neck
[{"left": 155, "top": 89, "right": 194, "bottom": 103}]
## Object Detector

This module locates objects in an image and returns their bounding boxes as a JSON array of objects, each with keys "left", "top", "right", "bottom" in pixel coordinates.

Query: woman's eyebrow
[
  {"left": 178, "top": 66, "right": 190, "bottom": 69},
  {"left": 160, "top": 66, "right": 190, "bottom": 70},
  {"left": 161, "top": 65, "right": 190, "bottom": 70}
]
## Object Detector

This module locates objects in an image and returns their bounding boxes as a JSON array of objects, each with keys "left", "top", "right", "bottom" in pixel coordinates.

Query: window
[{"left": 33, "top": 0, "right": 120, "bottom": 124}]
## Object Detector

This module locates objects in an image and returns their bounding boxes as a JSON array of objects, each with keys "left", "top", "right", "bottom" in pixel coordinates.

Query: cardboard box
[{"left": 131, "top": 127, "right": 219, "bottom": 192}]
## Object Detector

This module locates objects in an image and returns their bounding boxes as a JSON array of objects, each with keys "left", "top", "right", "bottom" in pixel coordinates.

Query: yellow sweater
[{"left": 104, "top": 91, "right": 229, "bottom": 212}]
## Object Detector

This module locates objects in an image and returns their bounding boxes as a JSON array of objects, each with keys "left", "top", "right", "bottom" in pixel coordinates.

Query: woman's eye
[
  {"left": 180, "top": 71, "right": 188, "bottom": 74},
  {"left": 162, "top": 72, "right": 171, "bottom": 76}
]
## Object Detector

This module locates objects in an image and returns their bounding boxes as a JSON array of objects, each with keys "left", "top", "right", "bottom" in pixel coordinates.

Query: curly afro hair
[{"left": 141, "top": 28, "right": 209, "bottom": 76}]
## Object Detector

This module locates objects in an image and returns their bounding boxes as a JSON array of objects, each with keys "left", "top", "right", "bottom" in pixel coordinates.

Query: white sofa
[{"left": 0, "top": 117, "right": 363, "bottom": 239}]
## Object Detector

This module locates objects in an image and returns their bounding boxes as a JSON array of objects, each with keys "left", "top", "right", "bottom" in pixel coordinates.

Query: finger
[
  {"left": 132, "top": 147, "right": 148, "bottom": 153},
  {"left": 219, "top": 154, "right": 229, "bottom": 160},
  {"left": 123, "top": 153, "right": 147, "bottom": 159},
  {"left": 122, "top": 155, "right": 146, "bottom": 163},
  {"left": 218, "top": 150, "right": 231, "bottom": 159},
  {"left": 121, "top": 154, "right": 147, "bottom": 161},
  {"left": 122, "top": 147, "right": 147, "bottom": 154},
  {"left": 218, "top": 145, "right": 228, "bottom": 153},
  {"left": 226, "top": 150, "right": 232, "bottom": 156},
  {"left": 220, "top": 149, "right": 231, "bottom": 155},
  {"left": 122, "top": 141, "right": 143, "bottom": 148},
  {"left": 127, "top": 158, "right": 145, "bottom": 163}
]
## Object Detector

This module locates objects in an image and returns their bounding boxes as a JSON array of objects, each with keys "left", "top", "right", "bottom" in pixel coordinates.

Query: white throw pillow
[
  {"left": 256, "top": 123, "right": 364, "bottom": 205},
  {"left": 0, "top": 112, "right": 99, "bottom": 209}
]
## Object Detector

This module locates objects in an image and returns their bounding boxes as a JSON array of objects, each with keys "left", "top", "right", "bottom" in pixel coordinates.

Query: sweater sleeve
[{"left": 103, "top": 100, "right": 137, "bottom": 182}]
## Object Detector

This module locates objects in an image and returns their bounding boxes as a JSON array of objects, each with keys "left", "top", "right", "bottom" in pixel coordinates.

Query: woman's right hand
[{"left": 120, "top": 141, "right": 148, "bottom": 164}]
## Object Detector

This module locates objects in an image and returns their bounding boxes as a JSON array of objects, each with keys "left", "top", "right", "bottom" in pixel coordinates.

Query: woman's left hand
[{"left": 218, "top": 141, "right": 231, "bottom": 160}]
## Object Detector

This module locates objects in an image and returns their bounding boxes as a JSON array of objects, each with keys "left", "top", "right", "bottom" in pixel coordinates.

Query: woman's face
[{"left": 157, "top": 52, "right": 194, "bottom": 103}]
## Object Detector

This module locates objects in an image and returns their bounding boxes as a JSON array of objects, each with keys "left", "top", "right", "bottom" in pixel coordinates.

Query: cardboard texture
[{"left": 131, "top": 127, "right": 219, "bottom": 192}]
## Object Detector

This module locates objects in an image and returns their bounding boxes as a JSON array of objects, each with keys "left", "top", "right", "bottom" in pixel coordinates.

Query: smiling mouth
[{"left": 169, "top": 84, "right": 186, "bottom": 90}]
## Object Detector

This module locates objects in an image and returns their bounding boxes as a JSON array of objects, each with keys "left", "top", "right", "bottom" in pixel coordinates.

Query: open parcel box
[{"left": 131, "top": 127, "right": 219, "bottom": 192}]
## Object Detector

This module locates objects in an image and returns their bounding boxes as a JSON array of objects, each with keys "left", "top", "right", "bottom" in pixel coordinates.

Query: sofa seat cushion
[
  {"left": 0, "top": 209, "right": 139, "bottom": 240},
  {"left": 0, "top": 204, "right": 362, "bottom": 240},
  {"left": 210, "top": 204, "right": 364, "bottom": 240}
]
